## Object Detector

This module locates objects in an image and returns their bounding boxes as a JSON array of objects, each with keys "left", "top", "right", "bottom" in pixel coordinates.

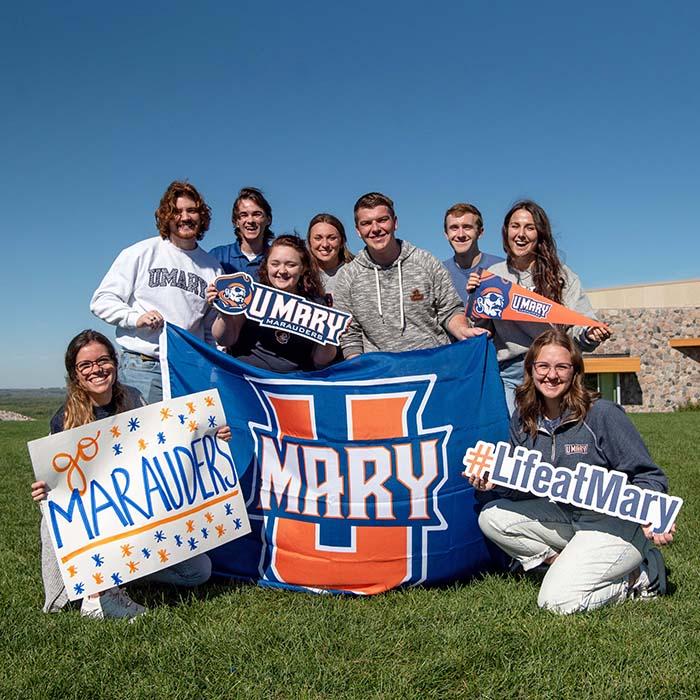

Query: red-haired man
[{"left": 91, "top": 181, "right": 222, "bottom": 403}]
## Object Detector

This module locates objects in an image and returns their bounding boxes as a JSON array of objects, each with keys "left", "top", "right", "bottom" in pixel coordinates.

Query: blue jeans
[
  {"left": 144, "top": 554, "right": 212, "bottom": 587},
  {"left": 119, "top": 351, "right": 163, "bottom": 404},
  {"left": 498, "top": 357, "right": 525, "bottom": 416}
]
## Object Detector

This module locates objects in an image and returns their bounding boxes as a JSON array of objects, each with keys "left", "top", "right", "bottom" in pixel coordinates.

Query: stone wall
[{"left": 588, "top": 306, "right": 700, "bottom": 412}]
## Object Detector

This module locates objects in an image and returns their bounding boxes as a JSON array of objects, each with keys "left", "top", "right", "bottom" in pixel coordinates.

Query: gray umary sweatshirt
[{"left": 333, "top": 240, "right": 463, "bottom": 355}]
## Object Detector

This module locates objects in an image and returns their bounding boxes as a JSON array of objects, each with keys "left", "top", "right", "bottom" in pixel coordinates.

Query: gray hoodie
[{"left": 333, "top": 240, "right": 463, "bottom": 356}]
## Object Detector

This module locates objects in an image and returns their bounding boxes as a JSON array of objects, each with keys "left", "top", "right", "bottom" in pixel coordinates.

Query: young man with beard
[
  {"left": 90, "top": 181, "right": 222, "bottom": 403},
  {"left": 333, "top": 192, "right": 488, "bottom": 358},
  {"left": 209, "top": 187, "right": 274, "bottom": 279}
]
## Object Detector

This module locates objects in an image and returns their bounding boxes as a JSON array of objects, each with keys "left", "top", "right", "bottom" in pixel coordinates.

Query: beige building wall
[
  {"left": 587, "top": 279, "right": 699, "bottom": 310},
  {"left": 585, "top": 279, "right": 699, "bottom": 412}
]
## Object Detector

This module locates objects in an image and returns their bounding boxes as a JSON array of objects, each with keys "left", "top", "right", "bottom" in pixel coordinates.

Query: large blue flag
[{"left": 162, "top": 325, "right": 509, "bottom": 594}]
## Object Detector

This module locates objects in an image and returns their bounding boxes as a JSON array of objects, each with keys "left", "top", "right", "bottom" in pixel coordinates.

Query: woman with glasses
[
  {"left": 468, "top": 200, "right": 610, "bottom": 414},
  {"left": 470, "top": 329, "right": 675, "bottom": 614},
  {"left": 30, "top": 330, "right": 223, "bottom": 619}
]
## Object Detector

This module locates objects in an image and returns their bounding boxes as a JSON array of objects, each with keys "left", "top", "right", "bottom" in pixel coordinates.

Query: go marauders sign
[
  {"left": 212, "top": 273, "right": 351, "bottom": 346},
  {"left": 27, "top": 390, "right": 251, "bottom": 600}
]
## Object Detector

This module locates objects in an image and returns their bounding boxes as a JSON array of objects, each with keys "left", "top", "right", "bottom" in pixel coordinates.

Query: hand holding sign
[
  {"left": 467, "top": 270, "right": 609, "bottom": 330},
  {"left": 585, "top": 325, "right": 612, "bottom": 343},
  {"left": 211, "top": 273, "right": 351, "bottom": 346},
  {"left": 643, "top": 522, "right": 676, "bottom": 546},
  {"left": 27, "top": 390, "right": 250, "bottom": 600}
]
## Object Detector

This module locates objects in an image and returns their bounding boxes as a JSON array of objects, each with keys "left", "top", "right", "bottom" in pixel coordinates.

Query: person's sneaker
[
  {"left": 80, "top": 588, "right": 146, "bottom": 620},
  {"left": 631, "top": 547, "right": 668, "bottom": 600}
]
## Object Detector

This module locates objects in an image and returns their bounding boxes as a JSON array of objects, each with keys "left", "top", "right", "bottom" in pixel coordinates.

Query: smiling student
[
  {"left": 90, "top": 181, "right": 222, "bottom": 403},
  {"left": 306, "top": 213, "right": 353, "bottom": 305},
  {"left": 31, "top": 331, "right": 222, "bottom": 619},
  {"left": 468, "top": 200, "right": 610, "bottom": 413},
  {"left": 208, "top": 235, "right": 337, "bottom": 372},
  {"left": 333, "top": 192, "right": 488, "bottom": 358},
  {"left": 209, "top": 187, "right": 275, "bottom": 280},
  {"left": 442, "top": 203, "right": 503, "bottom": 304},
  {"left": 470, "top": 329, "right": 674, "bottom": 614}
]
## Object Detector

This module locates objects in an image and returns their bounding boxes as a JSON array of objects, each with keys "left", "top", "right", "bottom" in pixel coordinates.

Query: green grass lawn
[{"left": 1, "top": 398, "right": 698, "bottom": 700}]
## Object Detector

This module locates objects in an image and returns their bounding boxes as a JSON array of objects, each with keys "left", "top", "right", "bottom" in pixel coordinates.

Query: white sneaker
[
  {"left": 631, "top": 548, "right": 668, "bottom": 600},
  {"left": 80, "top": 587, "right": 146, "bottom": 620}
]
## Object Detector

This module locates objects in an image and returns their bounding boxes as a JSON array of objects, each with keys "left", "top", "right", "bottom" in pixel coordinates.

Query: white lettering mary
[{"left": 246, "top": 373, "right": 452, "bottom": 592}]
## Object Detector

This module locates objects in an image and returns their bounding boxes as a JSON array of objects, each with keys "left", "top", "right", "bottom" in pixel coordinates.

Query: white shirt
[{"left": 90, "top": 236, "right": 222, "bottom": 357}]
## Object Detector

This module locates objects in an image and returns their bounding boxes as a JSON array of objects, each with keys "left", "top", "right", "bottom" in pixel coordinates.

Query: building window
[{"left": 584, "top": 372, "right": 620, "bottom": 403}]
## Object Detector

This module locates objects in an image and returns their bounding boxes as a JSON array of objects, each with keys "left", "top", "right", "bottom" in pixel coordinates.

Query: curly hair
[
  {"left": 306, "top": 213, "right": 354, "bottom": 265},
  {"left": 155, "top": 181, "right": 211, "bottom": 240},
  {"left": 259, "top": 234, "right": 324, "bottom": 300},
  {"left": 515, "top": 329, "right": 597, "bottom": 438},
  {"left": 231, "top": 187, "right": 275, "bottom": 245},
  {"left": 501, "top": 200, "right": 565, "bottom": 303},
  {"left": 353, "top": 192, "right": 396, "bottom": 222},
  {"left": 62, "top": 330, "right": 128, "bottom": 430}
]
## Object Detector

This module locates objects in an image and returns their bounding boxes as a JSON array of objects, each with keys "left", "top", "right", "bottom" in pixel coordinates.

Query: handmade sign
[
  {"left": 463, "top": 441, "right": 682, "bottom": 534},
  {"left": 28, "top": 390, "right": 250, "bottom": 600},
  {"left": 467, "top": 271, "right": 606, "bottom": 327},
  {"left": 213, "top": 272, "right": 351, "bottom": 346},
  {"left": 162, "top": 324, "right": 511, "bottom": 594}
]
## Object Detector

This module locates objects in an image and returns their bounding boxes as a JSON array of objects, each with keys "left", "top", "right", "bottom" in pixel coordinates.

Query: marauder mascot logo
[
  {"left": 213, "top": 272, "right": 351, "bottom": 346},
  {"left": 473, "top": 286, "right": 508, "bottom": 319},
  {"left": 247, "top": 375, "right": 449, "bottom": 594},
  {"left": 216, "top": 275, "right": 254, "bottom": 309},
  {"left": 468, "top": 273, "right": 512, "bottom": 321}
]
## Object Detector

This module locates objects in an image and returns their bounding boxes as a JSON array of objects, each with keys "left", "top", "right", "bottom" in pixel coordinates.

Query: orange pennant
[{"left": 467, "top": 271, "right": 606, "bottom": 328}]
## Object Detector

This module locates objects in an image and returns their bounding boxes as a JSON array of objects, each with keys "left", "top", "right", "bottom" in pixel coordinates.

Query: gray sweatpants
[
  {"left": 40, "top": 515, "right": 211, "bottom": 612},
  {"left": 41, "top": 515, "right": 70, "bottom": 612}
]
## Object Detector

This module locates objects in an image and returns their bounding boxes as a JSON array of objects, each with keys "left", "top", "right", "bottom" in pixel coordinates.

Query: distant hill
[
  {"left": 0, "top": 388, "right": 65, "bottom": 421},
  {"left": 0, "top": 388, "right": 65, "bottom": 399}
]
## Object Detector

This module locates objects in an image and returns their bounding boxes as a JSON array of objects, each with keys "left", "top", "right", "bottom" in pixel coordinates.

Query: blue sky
[{"left": 2, "top": 1, "right": 698, "bottom": 388}]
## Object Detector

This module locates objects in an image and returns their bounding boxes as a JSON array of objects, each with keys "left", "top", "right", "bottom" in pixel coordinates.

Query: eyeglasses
[
  {"left": 75, "top": 357, "right": 114, "bottom": 375},
  {"left": 235, "top": 210, "right": 266, "bottom": 221},
  {"left": 533, "top": 362, "right": 574, "bottom": 376}
]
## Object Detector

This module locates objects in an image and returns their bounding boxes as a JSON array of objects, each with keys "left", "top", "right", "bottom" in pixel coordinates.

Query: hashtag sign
[{"left": 462, "top": 441, "right": 495, "bottom": 478}]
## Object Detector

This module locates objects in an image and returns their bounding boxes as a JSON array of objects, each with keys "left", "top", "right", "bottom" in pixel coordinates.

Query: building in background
[{"left": 583, "top": 279, "right": 699, "bottom": 412}]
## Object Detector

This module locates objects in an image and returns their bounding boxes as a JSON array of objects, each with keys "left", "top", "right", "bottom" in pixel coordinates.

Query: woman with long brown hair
[
  {"left": 469, "top": 200, "right": 610, "bottom": 414},
  {"left": 31, "top": 330, "right": 217, "bottom": 619},
  {"left": 208, "top": 234, "right": 337, "bottom": 372},
  {"left": 470, "top": 329, "right": 675, "bottom": 614},
  {"left": 306, "top": 213, "right": 353, "bottom": 305}
]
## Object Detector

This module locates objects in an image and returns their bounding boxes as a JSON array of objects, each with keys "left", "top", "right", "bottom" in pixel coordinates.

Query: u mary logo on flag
[{"left": 248, "top": 375, "right": 450, "bottom": 594}]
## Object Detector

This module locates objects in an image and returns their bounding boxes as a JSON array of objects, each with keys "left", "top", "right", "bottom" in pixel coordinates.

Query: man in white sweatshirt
[
  {"left": 333, "top": 192, "right": 487, "bottom": 358},
  {"left": 90, "top": 181, "right": 223, "bottom": 402}
]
